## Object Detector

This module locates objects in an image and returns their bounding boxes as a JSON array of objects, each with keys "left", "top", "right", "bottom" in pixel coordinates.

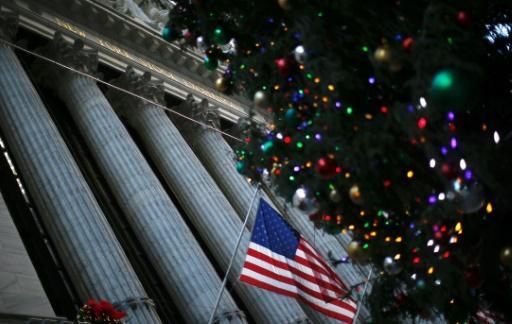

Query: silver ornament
[
  {"left": 293, "top": 45, "right": 307, "bottom": 64},
  {"left": 261, "top": 168, "right": 271, "bottom": 185},
  {"left": 383, "top": 257, "right": 402, "bottom": 275},
  {"left": 454, "top": 182, "right": 484, "bottom": 214},
  {"left": 253, "top": 90, "right": 267, "bottom": 109},
  {"left": 220, "top": 38, "right": 237, "bottom": 55},
  {"left": 196, "top": 36, "right": 207, "bottom": 51},
  {"left": 292, "top": 187, "right": 319, "bottom": 214},
  {"left": 329, "top": 188, "right": 342, "bottom": 203}
]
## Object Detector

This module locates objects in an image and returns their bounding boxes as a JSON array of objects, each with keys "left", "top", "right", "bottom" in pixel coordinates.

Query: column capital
[
  {"left": 107, "top": 66, "right": 165, "bottom": 123},
  {"left": 178, "top": 94, "right": 221, "bottom": 131},
  {"left": 113, "top": 66, "right": 165, "bottom": 105},
  {"left": 0, "top": 12, "right": 19, "bottom": 42},
  {"left": 32, "top": 33, "right": 100, "bottom": 88},
  {"left": 213, "top": 310, "right": 247, "bottom": 323}
]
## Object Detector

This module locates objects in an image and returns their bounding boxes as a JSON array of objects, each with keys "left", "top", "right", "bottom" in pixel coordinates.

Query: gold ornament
[
  {"left": 278, "top": 0, "right": 291, "bottom": 10},
  {"left": 253, "top": 90, "right": 267, "bottom": 109},
  {"left": 374, "top": 46, "right": 391, "bottom": 63},
  {"left": 347, "top": 240, "right": 369, "bottom": 264},
  {"left": 500, "top": 246, "right": 512, "bottom": 268},
  {"left": 349, "top": 185, "right": 363, "bottom": 205},
  {"left": 389, "top": 59, "right": 403, "bottom": 72},
  {"left": 214, "top": 76, "right": 229, "bottom": 92}
]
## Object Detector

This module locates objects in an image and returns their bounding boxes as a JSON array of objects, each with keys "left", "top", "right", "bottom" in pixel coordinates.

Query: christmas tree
[{"left": 164, "top": 0, "right": 512, "bottom": 322}]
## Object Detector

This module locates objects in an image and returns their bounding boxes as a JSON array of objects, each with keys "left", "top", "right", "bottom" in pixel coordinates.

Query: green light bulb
[{"left": 432, "top": 71, "right": 453, "bottom": 90}]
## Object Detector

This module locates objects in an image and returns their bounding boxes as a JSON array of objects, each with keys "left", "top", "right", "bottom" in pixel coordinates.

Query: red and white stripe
[{"left": 240, "top": 237, "right": 357, "bottom": 323}]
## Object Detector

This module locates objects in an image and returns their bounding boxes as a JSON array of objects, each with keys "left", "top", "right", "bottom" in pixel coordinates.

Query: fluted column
[
  {"left": 34, "top": 35, "right": 245, "bottom": 324},
  {"left": 0, "top": 16, "right": 160, "bottom": 324},
  {"left": 110, "top": 69, "right": 310, "bottom": 324},
  {"left": 175, "top": 98, "right": 371, "bottom": 322}
]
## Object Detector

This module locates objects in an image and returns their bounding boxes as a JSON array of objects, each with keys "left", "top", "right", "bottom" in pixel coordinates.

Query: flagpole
[
  {"left": 207, "top": 183, "right": 261, "bottom": 324},
  {"left": 352, "top": 268, "right": 373, "bottom": 324}
]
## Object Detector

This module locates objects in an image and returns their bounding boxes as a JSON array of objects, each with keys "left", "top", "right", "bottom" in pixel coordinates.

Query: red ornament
[
  {"left": 316, "top": 157, "right": 338, "bottom": 179},
  {"left": 456, "top": 11, "right": 470, "bottom": 25},
  {"left": 309, "top": 212, "right": 322, "bottom": 221},
  {"left": 441, "top": 163, "right": 457, "bottom": 179},
  {"left": 183, "top": 30, "right": 192, "bottom": 40},
  {"left": 402, "top": 36, "right": 414, "bottom": 50},
  {"left": 275, "top": 57, "right": 291, "bottom": 76},
  {"left": 464, "top": 267, "right": 481, "bottom": 288}
]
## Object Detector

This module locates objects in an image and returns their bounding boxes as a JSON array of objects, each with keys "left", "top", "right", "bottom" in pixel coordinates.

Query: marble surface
[{"left": 0, "top": 191, "right": 55, "bottom": 317}]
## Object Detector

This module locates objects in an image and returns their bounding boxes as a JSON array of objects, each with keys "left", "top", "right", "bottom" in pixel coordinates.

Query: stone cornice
[{"left": 0, "top": 0, "right": 258, "bottom": 123}]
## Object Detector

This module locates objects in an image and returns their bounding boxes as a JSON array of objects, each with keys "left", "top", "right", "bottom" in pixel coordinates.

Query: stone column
[
  {"left": 34, "top": 35, "right": 245, "bottom": 324},
  {"left": 175, "top": 98, "right": 371, "bottom": 322},
  {"left": 0, "top": 15, "right": 160, "bottom": 324},
  {"left": 110, "top": 68, "right": 310, "bottom": 324}
]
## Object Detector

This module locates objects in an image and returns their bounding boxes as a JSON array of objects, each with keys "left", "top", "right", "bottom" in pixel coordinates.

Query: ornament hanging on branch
[
  {"left": 293, "top": 45, "right": 307, "bottom": 64},
  {"left": 347, "top": 240, "right": 369, "bottom": 264},
  {"left": 374, "top": 45, "right": 391, "bottom": 63},
  {"left": 500, "top": 246, "right": 512, "bottom": 268},
  {"left": 315, "top": 156, "right": 338, "bottom": 179},
  {"left": 292, "top": 186, "right": 319, "bottom": 214},
  {"left": 215, "top": 75, "right": 230, "bottom": 92},
  {"left": 253, "top": 90, "right": 268, "bottom": 109},
  {"left": 454, "top": 182, "right": 485, "bottom": 214},
  {"left": 204, "top": 45, "right": 222, "bottom": 70},
  {"left": 277, "top": 0, "right": 292, "bottom": 10},
  {"left": 464, "top": 266, "right": 482, "bottom": 288},
  {"left": 213, "top": 26, "right": 229, "bottom": 45},
  {"left": 275, "top": 57, "right": 293, "bottom": 76},
  {"left": 162, "top": 24, "right": 179, "bottom": 42},
  {"left": 196, "top": 35, "right": 208, "bottom": 51},
  {"left": 329, "top": 188, "right": 342, "bottom": 203},
  {"left": 349, "top": 185, "right": 363, "bottom": 205},
  {"left": 383, "top": 256, "right": 403, "bottom": 275},
  {"left": 284, "top": 107, "right": 300, "bottom": 128}
]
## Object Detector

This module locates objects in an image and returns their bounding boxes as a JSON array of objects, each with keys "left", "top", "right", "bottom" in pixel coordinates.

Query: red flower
[{"left": 79, "top": 299, "right": 126, "bottom": 322}]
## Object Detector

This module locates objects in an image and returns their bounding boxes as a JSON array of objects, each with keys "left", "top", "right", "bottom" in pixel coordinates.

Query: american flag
[{"left": 240, "top": 199, "right": 358, "bottom": 322}]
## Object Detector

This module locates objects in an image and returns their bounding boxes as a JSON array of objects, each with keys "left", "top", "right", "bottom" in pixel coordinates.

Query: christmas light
[
  {"left": 419, "top": 97, "right": 427, "bottom": 108},
  {"left": 450, "top": 137, "right": 457, "bottom": 149},
  {"left": 459, "top": 159, "right": 467, "bottom": 170},
  {"left": 494, "top": 131, "right": 500, "bottom": 144},
  {"left": 486, "top": 202, "right": 493, "bottom": 213},
  {"left": 418, "top": 117, "right": 427, "bottom": 129}
]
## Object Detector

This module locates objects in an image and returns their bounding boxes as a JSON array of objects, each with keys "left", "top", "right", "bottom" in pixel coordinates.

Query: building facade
[{"left": 0, "top": 1, "right": 369, "bottom": 323}]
